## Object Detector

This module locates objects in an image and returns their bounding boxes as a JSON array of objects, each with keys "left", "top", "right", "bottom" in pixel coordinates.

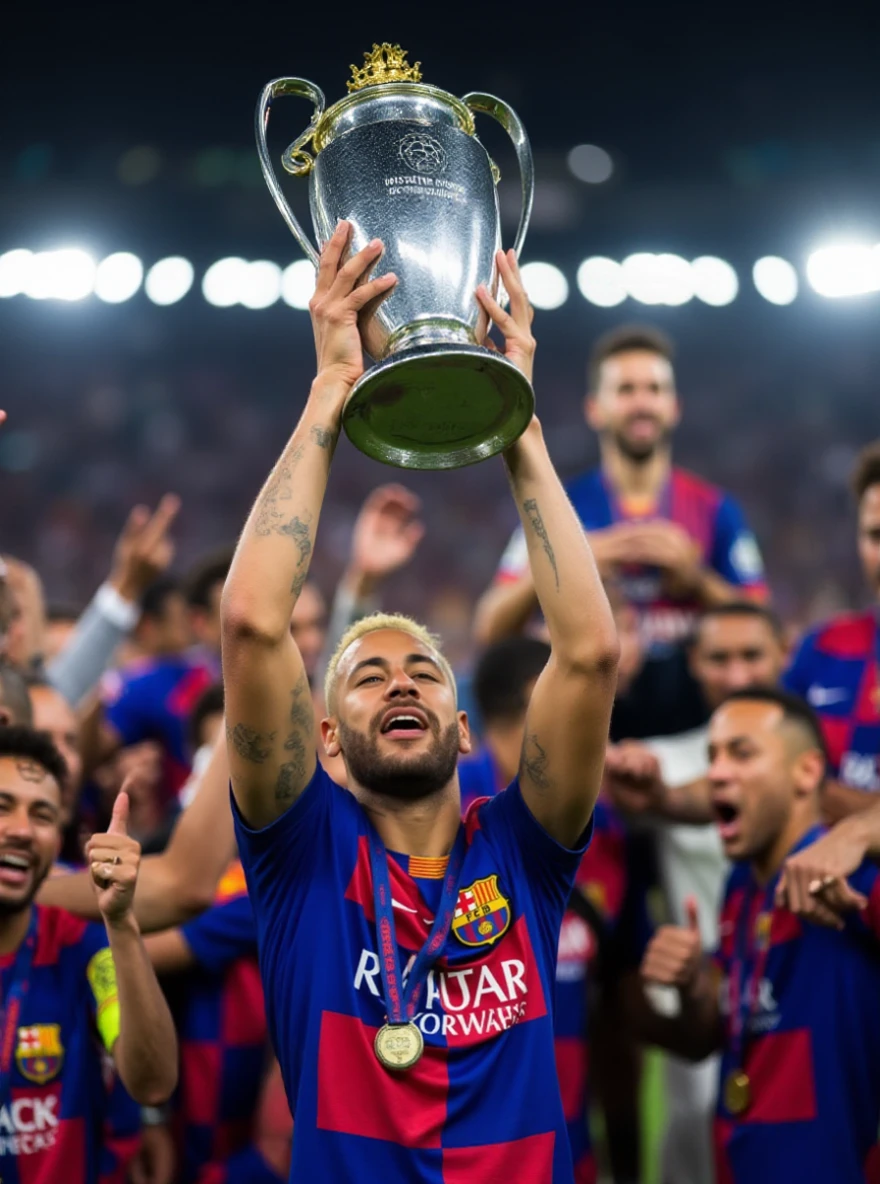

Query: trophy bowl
[{"left": 255, "top": 44, "right": 536, "bottom": 470}]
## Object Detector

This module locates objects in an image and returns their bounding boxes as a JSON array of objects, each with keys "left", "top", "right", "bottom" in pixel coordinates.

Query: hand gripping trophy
[{"left": 256, "top": 44, "right": 535, "bottom": 469}]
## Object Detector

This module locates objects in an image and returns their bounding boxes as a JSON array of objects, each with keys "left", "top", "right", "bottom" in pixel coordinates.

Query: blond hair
[{"left": 324, "top": 612, "right": 457, "bottom": 713}]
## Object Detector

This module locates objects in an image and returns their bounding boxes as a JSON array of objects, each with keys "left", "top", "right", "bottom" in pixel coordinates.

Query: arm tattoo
[
  {"left": 310, "top": 425, "right": 336, "bottom": 449},
  {"left": 227, "top": 723, "right": 276, "bottom": 765},
  {"left": 520, "top": 732, "right": 553, "bottom": 795},
  {"left": 522, "top": 498, "right": 559, "bottom": 590},
  {"left": 276, "top": 734, "right": 307, "bottom": 803},
  {"left": 252, "top": 445, "right": 305, "bottom": 539},
  {"left": 288, "top": 673, "right": 314, "bottom": 737}
]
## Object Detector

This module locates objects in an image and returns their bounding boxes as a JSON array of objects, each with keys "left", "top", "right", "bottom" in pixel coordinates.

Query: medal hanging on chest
[
  {"left": 367, "top": 822, "right": 466, "bottom": 1072},
  {"left": 725, "top": 887, "right": 774, "bottom": 1118}
]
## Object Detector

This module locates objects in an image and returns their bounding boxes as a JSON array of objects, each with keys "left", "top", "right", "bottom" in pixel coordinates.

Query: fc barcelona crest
[
  {"left": 16, "top": 1024, "right": 64, "bottom": 1084},
  {"left": 452, "top": 875, "right": 511, "bottom": 948}
]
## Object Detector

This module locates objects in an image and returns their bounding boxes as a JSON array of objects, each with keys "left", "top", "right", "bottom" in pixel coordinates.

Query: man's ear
[
  {"left": 322, "top": 717, "right": 340, "bottom": 758},
  {"left": 792, "top": 747, "right": 825, "bottom": 799},
  {"left": 457, "top": 711, "right": 472, "bottom": 757}
]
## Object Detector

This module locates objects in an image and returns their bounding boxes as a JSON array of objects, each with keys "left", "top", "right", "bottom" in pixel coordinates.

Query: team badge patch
[
  {"left": 16, "top": 1024, "right": 64, "bottom": 1084},
  {"left": 452, "top": 875, "right": 511, "bottom": 947}
]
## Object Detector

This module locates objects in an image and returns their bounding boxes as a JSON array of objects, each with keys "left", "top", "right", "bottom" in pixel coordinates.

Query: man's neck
[
  {"left": 601, "top": 442, "right": 671, "bottom": 502},
  {"left": 0, "top": 904, "right": 34, "bottom": 956},
  {"left": 752, "top": 808, "right": 822, "bottom": 888},
  {"left": 355, "top": 781, "right": 462, "bottom": 858}
]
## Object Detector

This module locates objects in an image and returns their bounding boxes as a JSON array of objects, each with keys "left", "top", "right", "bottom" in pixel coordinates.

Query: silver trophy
[{"left": 255, "top": 44, "right": 535, "bottom": 469}]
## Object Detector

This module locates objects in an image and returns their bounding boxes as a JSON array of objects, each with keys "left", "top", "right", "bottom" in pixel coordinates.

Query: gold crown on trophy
[{"left": 347, "top": 43, "right": 423, "bottom": 92}]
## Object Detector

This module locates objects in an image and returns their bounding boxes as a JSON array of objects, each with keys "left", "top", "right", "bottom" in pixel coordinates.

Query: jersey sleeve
[
  {"left": 849, "top": 861, "right": 880, "bottom": 942},
  {"left": 476, "top": 781, "right": 593, "bottom": 954},
  {"left": 101, "top": 670, "right": 151, "bottom": 747},
  {"left": 781, "top": 627, "right": 820, "bottom": 698},
  {"left": 80, "top": 922, "right": 121, "bottom": 1053},
  {"left": 494, "top": 525, "right": 529, "bottom": 584},
  {"left": 709, "top": 494, "right": 766, "bottom": 591},
  {"left": 180, "top": 893, "right": 258, "bottom": 975}
]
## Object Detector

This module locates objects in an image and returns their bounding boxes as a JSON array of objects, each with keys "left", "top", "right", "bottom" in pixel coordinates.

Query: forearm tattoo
[{"left": 523, "top": 498, "right": 559, "bottom": 590}]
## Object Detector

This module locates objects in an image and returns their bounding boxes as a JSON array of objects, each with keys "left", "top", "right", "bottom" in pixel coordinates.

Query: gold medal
[
  {"left": 724, "top": 1069, "right": 751, "bottom": 1116},
  {"left": 374, "top": 1021, "right": 424, "bottom": 1071}
]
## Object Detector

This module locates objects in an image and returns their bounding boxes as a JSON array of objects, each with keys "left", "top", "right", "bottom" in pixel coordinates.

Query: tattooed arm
[
  {"left": 477, "top": 253, "right": 619, "bottom": 847},
  {"left": 221, "top": 224, "right": 396, "bottom": 828}
]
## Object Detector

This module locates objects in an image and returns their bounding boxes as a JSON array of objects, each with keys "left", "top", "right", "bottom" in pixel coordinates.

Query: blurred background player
[
  {"left": 475, "top": 324, "right": 767, "bottom": 740},
  {"left": 783, "top": 441, "right": 880, "bottom": 819},
  {"left": 640, "top": 688, "right": 880, "bottom": 1184},
  {"left": 0, "top": 726, "right": 178, "bottom": 1182}
]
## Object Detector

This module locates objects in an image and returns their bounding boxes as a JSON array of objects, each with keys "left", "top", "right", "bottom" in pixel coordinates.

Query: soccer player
[
  {"left": 221, "top": 227, "right": 618, "bottom": 1183},
  {"left": 783, "top": 441, "right": 880, "bottom": 818},
  {"left": 475, "top": 324, "right": 766, "bottom": 737},
  {"left": 144, "top": 861, "right": 283, "bottom": 1184},
  {"left": 0, "top": 725, "right": 177, "bottom": 1183},
  {"left": 639, "top": 687, "right": 880, "bottom": 1183}
]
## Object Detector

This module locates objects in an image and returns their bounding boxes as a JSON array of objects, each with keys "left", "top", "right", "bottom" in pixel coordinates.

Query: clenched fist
[
  {"left": 86, "top": 791, "right": 141, "bottom": 927},
  {"left": 641, "top": 897, "right": 703, "bottom": 990}
]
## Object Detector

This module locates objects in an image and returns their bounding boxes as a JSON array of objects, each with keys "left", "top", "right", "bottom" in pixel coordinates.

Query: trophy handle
[
  {"left": 462, "top": 93, "right": 534, "bottom": 258},
  {"left": 255, "top": 78, "right": 327, "bottom": 267}
]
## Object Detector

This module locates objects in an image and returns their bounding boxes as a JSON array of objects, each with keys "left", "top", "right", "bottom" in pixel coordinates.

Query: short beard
[
  {"left": 0, "top": 865, "right": 49, "bottom": 918},
  {"left": 612, "top": 426, "right": 670, "bottom": 464},
  {"left": 338, "top": 718, "right": 461, "bottom": 803}
]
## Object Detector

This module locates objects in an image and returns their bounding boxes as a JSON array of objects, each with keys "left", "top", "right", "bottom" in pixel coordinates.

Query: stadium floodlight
[
  {"left": 752, "top": 256, "right": 798, "bottom": 305},
  {"left": 145, "top": 257, "right": 194, "bottom": 305},
  {"left": 23, "top": 248, "right": 96, "bottom": 301},
  {"left": 620, "top": 253, "right": 693, "bottom": 306},
  {"left": 520, "top": 261, "right": 569, "bottom": 310},
  {"left": 690, "top": 256, "right": 738, "bottom": 306},
  {"left": 806, "top": 243, "right": 880, "bottom": 298},
  {"left": 281, "top": 259, "right": 316, "bottom": 309},
  {"left": 567, "top": 144, "right": 614, "bottom": 185},
  {"left": 0, "top": 249, "right": 33, "bottom": 298},
  {"left": 202, "top": 257, "right": 247, "bottom": 308},
  {"left": 577, "top": 257, "right": 626, "bottom": 307},
  {"left": 239, "top": 260, "right": 283, "bottom": 310},
  {"left": 94, "top": 253, "right": 144, "bottom": 303}
]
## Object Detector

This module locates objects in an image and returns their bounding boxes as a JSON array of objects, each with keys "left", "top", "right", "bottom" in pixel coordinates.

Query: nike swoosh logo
[
  {"left": 807, "top": 686, "right": 849, "bottom": 707},
  {"left": 392, "top": 899, "right": 433, "bottom": 926}
]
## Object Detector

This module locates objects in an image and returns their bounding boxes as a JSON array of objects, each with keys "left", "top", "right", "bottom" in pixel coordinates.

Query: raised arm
[
  {"left": 476, "top": 253, "right": 620, "bottom": 847},
  {"left": 221, "top": 223, "right": 396, "bottom": 829}
]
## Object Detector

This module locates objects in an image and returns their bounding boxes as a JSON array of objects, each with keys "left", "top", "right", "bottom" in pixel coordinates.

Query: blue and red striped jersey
[
  {"left": 712, "top": 829, "right": 880, "bottom": 1183},
  {"left": 0, "top": 905, "right": 120, "bottom": 1184},
  {"left": 783, "top": 611, "right": 880, "bottom": 792},
  {"left": 497, "top": 467, "right": 765, "bottom": 655},
  {"left": 101, "top": 650, "right": 218, "bottom": 800},
  {"left": 176, "top": 862, "right": 276, "bottom": 1184},
  {"left": 233, "top": 762, "right": 592, "bottom": 1184}
]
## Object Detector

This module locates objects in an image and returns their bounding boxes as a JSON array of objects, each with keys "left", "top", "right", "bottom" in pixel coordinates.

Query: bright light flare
[
  {"left": 239, "top": 260, "right": 282, "bottom": 309},
  {"left": 577, "top": 257, "right": 626, "bottom": 307},
  {"left": 0, "top": 250, "right": 33, "bottom": 298},
  {"left": 691, "top": 256, "right": 739, "bottom": 306},
  {"left": 145, "top": 257, "right": 194, "bottom": 305},
  {"left": 94, "top": 253, "right": 143, "bottom": 303},
  {"left": 24, "top": 248, "right": 96, "bottom": 301},
  {"left": 202, "top": 257, "right": 247, "bottom": 307},
  {"left": 806, "top": 243, "right": 880, "bottom": 298},
  {"left": 752, "top": 256, "right": 798, "bottom": 305},
  {"left": 520, "top": 261, "right": 569, "bottom": 309},
  {"left": 281, "top": 259, "right": 316, "bottom": 309}
]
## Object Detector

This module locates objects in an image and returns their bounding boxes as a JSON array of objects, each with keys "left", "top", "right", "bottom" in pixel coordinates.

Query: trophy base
[{"left": 342, "top": 345, "right": 534, "bottom": 470}]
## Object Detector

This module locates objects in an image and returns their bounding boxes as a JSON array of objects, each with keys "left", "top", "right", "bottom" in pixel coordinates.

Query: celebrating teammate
[
  {"left": 639, "top": 688, "right": 880, "bottom": 1183},
  {"left": 221, "top": 223, "right": 618, "bottom": 1183},
  {"left": 0, "top": 725, "right": 177, "bottom": 1183},
  {"left": 783, "top": 441, "right": 880, "bottom": 817}
]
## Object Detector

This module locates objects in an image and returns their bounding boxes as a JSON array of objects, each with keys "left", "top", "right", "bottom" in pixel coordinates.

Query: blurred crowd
[{"left": 1, "top": 319, "right": 879, "bottom": 1184}]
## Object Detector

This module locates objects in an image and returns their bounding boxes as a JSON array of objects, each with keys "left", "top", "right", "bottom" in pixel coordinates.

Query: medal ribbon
[
  {"left": 0, "top": 908, "right": 39, "bottom": 1104},
  {"left": 727, "top": 825, "right": 825, "bottom": 1084},
  {"left": 367, "top": 822, "right": 467, "bottom": 1024}
]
